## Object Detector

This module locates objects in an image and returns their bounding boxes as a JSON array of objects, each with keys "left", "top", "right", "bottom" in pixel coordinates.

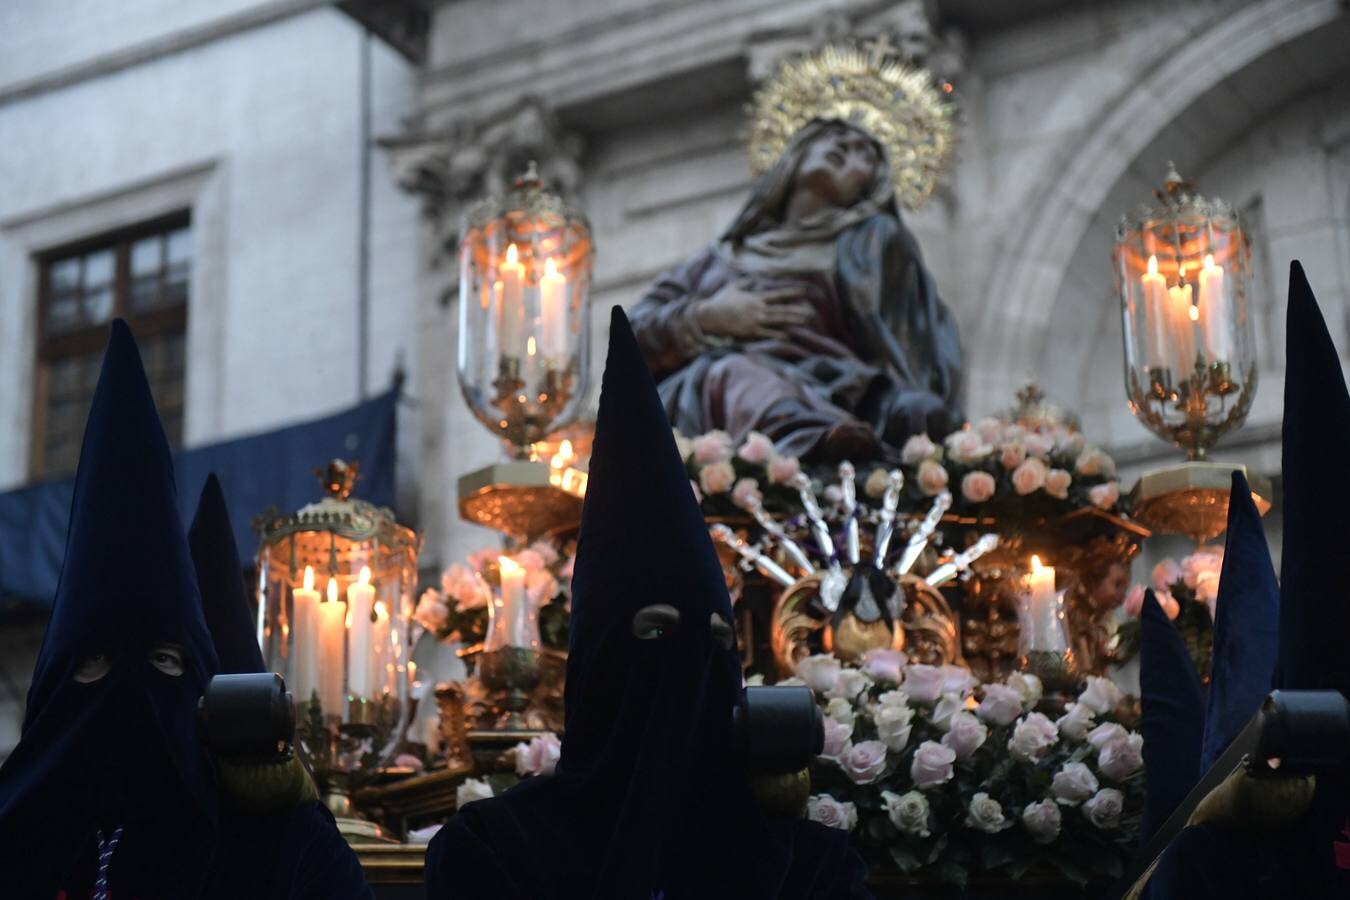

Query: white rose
[
  {"left": 1011, "top": 458, "right": 1048, "bottom": 495},
  {"left": 795, "top": 654, "right": 842, "bottom": 694},
  {"left": 1089, "top": 481, "right": 1121, "bottom": 509},
  {"left": 1007, "top": 712, "right": 1059, "bottom": 763},
  {"left": 1082, "top": 787, "right": 1125, "bottom": 829},
  {"left": 1024, "top": 432, "right": 1056, "bottom": 458},
  {"left": 806, "top": 794, "right": 858, "bottom": 831},
  {"left": 699, "top": 461, "right": 736, "bottom": 495},
  {"left": 840, "top": 740, "right": 888, "bottom": 785},
  {"left": 901, "top": 664, "right": 945, "bottom": 704},
  {"left": 976, "top": 683, "right": 1024, "bottom": 726},
  {"left": 1000, "top": 441, "right": 1027, "bottom": 469},
  {"left": 874, "top": 703, "right": 915, "bottom": 751},
  {"left": 1006, "top": 672, "right": 1043, "bottom": 706},
  {"left": 1098, "top": 733, "right": 1145, "bottom": 781},
  {"left": 901, "top": 434, "right": 938, "bottom": 465},
  {"left": 931, "top": 693, "right": 965, "bottom": 731},
  {"left": 1044, "top": 468, "right": 1072, "bottom": 500},
  {"left": 862, "top": 648, "right": 907, "bottom": 684},
  {"left": 1052, "top": 762, "right": 1100, "bottom": 805},
  {"left": 736, "top": 431, "right": 774, "bottom": 464},
  {"left": 917, "top": 460, "right": 950, "bottom": 497},
  {"left": 863, "top": 468, "right": 891, "bottom": 499},
  {"left": 961, "top": 471, "right": 997, "bottom": 503},
  {"left": 965, "top": 792, "right": 1011, "bottom": 834},
  {"left": 1075, "top": 448, "right": 1117, "bottom": 478},
  {"left": 767, "top": 454, "right": 801, "bottom": 485},
  {"left": 941, "top": 711, "right": 988, "bottom": 759},
  {"left": 413, "top": 589, "right": 451, "bottom": 632},
  {"left": 945, "top": 430, "right": 993, "bottom": 465},
  {"left": 820, "top": 715, "right": 854, "bottom": 759},
  {"left": 824, "top": 697, "right": 856, "bottom": 728},
  {"left": 456, "top": 777, "right": 494, "bottom": 808},
  {"left": 514, "top": 732, "right": 561, "bottom": 776},
  {"left": 1022, "top": 799, "right": 1062, "bottom": 844},
  {"left": 1056, "top": 702, "right": 1096, "bottom": 742},
  {"left": 828, "top": 668, "right": 874, "bottom": 702},
  {"left": 1078, "top": 676, "right": 1123, "bottom": 715},
  {"left": 1056, "top": 431, "right": 1086, "bottom": 458},
  {"left": 876, "top": 689, "right": 910, "bottom": 709},
  {"left": 1086, "top": 722, "right": 1128, "bottom": 750},
  {"left": 730, "top": 477, "right": 763, "bottom": 511},
  {"left": 910, "top": 740, "right": 956, "bottom": 789},
  {"left": 881, "top": 789, "right": 931, "bottom": 837},
  {"left": 941, "top": 665, "right": 978, "bottom": 697},
  {"left": 975, "top": 417, "right": 1004, "bottom": 443}
]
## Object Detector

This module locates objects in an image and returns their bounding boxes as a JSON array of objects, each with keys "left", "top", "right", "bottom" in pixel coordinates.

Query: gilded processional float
[{"left": 274, "top": 40, "right": 1267, "bottom": 893}]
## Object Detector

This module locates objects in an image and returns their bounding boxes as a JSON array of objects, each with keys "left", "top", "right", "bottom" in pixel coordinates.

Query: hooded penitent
[
  {"left": 1138, "top": 589, "right": 1204, "bottom": 843},
  {"left": 426, "top": 307, "right": 867, "bottom": 899},
  {"left": 188, "top": 474, "right": 374, "bottom": 900},
  {"left": 0, "top": 320, "right": 220, "bottom": 898}
]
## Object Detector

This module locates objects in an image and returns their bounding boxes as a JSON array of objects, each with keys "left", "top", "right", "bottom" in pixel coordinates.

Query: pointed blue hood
[{"left": 190, "top": 473, "right": 265, "bottom": 675}]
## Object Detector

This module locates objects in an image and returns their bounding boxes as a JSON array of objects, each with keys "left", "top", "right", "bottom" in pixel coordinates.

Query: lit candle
[
  {"left": 1199, "top": 253, "right": 1230, "bottom": 361},
  {"left": 539, "top": 257, "right": 567, "bottom": 359},
  {"left": 370, "top": 601, "right": 390, "bottom": 697},
  {"left": 494, "top": 556, "right": 538, "bottom": 650},
  {"left": 498, "top": 244, "right": 525, "bottom": 356},
  {"left": 346, "top": 566, "right": 375, "bottom": 700},
  {"left": 1027, "top": 555, "right": 1058, "bottom": 650},
  {"left": 1140, "top": 255, "right": 1171, "bottom": 371},
  {"left": 316, "top": 577, "right": 346, "bottom": 715},
  {"left": 291, "top": 566, "right": 321, "bottom": 705},
  {"left": 1167, "top": 269, "right": 1196, "bottom": 371}
]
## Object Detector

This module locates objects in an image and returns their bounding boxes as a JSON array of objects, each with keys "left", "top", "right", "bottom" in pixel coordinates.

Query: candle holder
[
  {"left": 458, "top": 163, "right": 593, "bottom": 459},
  {"left": 255, "top": 460, "right": 421, "bottom": 836},
  {"left": 1016, "top": 557, "right": 1079, "bottom": 700}
]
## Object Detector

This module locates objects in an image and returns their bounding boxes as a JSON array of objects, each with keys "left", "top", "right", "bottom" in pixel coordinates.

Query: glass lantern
[
  {"left": 1017, "top": 555, "right": 1078, "bottom": 694},
  {"left": 458, "top": 162, "right": 593, "bottom": 458},
  {"left": 256, "top": 460, "right": 420, "bottom": 733},
  {"left": 1115, "top": 164, "right": 1257, "bottom": 459}
]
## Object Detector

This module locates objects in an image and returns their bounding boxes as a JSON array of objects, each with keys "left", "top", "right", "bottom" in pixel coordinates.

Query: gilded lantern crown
[
  {"left": 747, "top": 40, "right": 956, "bottom": 210},
  {"left": 462, "top": 161, "right": 593, "bottom": 266},
  {"left": 1116, "top": 162, "right": 1243, "bottom": 238}
]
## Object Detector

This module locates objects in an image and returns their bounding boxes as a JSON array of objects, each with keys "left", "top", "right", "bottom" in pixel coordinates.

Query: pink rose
[
  {"left": 1151, "top": 559, "right": 1183, "bottom": 591},
  {"left": 1076, "top": 448, "right": 1117, "bottom": 478},
  {"left": 901, "top": 434, "right": 937, "bottom": 464},
  {"left": 945, "top": 430, "right": 993, "bottom": 465},
  {"left": 1123, "top": 584, "right": 1145, "bottom": 617},
  {"left": 1056, "top": 702, "right": 1096, "bottom": 742},
  {"left": 862, "top": 648, "right": 906, "bottom": 684},
  {"left": 1024, "top": 432, "right": 1055, "bottom": 458},
  {"left": 863, "top": 468, "right": 891, "bottom": 499},
  {"left": 413, "top": 589, "right": 451, "bottom": 632},
  {"left": 1083, "top": 787, "right": 1124, "bottom": 828},
  {"left": 698, "top": 461, "right": 735, "bottom": 495},
  {"left": 513, "top": 549, "right": 546, "bottom": 572},
  {"left": 528, "top": 540, "right": 560, "bottom": 566},
  {"left": 931, "top": 694, "right": 965, "bottom": 731},
  {"left": 1052, "top": 762, "right": 1099, "bottom": 805},
  {"left": 736, "top": 431, "right": 774, "bottom": 464},
  {"left": 526, "top": 569, "right": 559, "bottom": 605},
  {"left": 456, "top": 777, "right": 494, "bottom": 807},
  {"left": 840, "top": 740, "right": 888, "bottom": 784},
  {"left": 1044, "top": 468, "right": 1072, "bottom": 500},
  {"left": 1157, "top": 590, "right": 1180, "bottom": 620},
  {"left": 941, "top": 711, "right": 988, "bottom": 759},
  {"left": 917, "top": 460, "right": 949, "bottom": 497},
  {"left": 961, "top": 471, "right": 996, "bottom": 503},
  {"left": 941, "top": 665, "right": 978, "bottom": 697},
  {"left": 1098, "top": 733, "right": 1145, "bottom": 780},
  {"left": 467, "top": 547, "right": 500, "bottom": 573},
  {"left": 1000, "top": 442, "right": 1027, "bottom": 469},
  {"left": 827, "top": 668, "right": 873, "bottom": 702},
  {"left": 820, "top": 715, "right": 854, "bottom": 759},
  {"left": 692, "top": 430, "right": 733, "bottom": 464},
  {"left": 910, "top": 740, "right": 956, "bottom": 789},
  {"left": 1012, "top": 458, "right": 1048, "bottom": 495},
  {"left": 902, "top": 664, "right": 945, "bottom": 704},
  {"left": 976, "top": 683, "right": 1024, "bottom": 726},
  {"left": 731, "top": 477, "right": 763, "bottom": 511},
  {"left": 1086, "top": 722, "right": 1127, "bottom": 749},
  {"left": 1007, "top": 712, "right": 1059, "bottom": 762},
  {"left": 1022, "top": 799, "right": 1062, "bottom": 844},
  {"left": 806, "top": 794, "right": 857, "bottom": 830},
  {"left": 513, "top": 732, "right": 561, "bottom": 776},
  {"left": 1078, "top": 676, "right": 1122, "bottom": 715},
  {"left": 975, "top": 417, "right": 1004, "bottom": 443},
  {"left": 1089, "top": 481, "right": 1120, "bottom": 509},
  {"left": 795, "top": 654, "right": 842, "bottom": 694},
  {"left": 767, "top": 454, "right": 801, "bottom": 485}
]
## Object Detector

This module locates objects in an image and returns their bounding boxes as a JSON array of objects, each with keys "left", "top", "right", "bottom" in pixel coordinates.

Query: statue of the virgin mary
[{"left": 630, "top": 117, "right": 964, "bottom": 463}]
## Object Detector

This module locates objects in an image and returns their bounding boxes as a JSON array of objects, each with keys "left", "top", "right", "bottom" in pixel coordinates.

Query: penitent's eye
[
  {"left": 73, "top": 652, "right": 111, "bottom": 684},
  {"left": 149, "top": 644, "right": 186, "bottom": 677},
  {"left": 632, "top": 604, "right": 681, "bottom": 640}
]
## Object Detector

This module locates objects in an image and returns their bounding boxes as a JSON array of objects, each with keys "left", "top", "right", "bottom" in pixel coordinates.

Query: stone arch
[{"left": 968, "top": 0, "right": 1348, "bottom": 414}]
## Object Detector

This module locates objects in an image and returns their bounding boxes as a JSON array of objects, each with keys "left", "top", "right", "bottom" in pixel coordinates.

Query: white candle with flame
[
  {"left": 1027, "top": 555, "right": 1059, "bottom": 650},
  {"left": 1199, "top": 254, "right": 1229, "bottom": 362},
  {"left": 539, "top": 257, "right": 567, "bottom": 359},
  {"left": 291, "top": 566, "right": 321, "bottom": 705},
  {"left": 316, "top": 577, "right": 346, "bottom": 715},
  {"left": 1140, "top": 255, "right": 1171, "bottom": 371},
  {"left": 493, "top": 556, "right": 538, "bottom": 650},
  {"left": 498, "top": 244, "right": 525, "bottom": 356},
  {"left": 369, "top": 601, "right": 390, "bottom": 697},
  {"left": 346, "top": 566, "right": 375, "bottom": 699},
  {"left": 1167, "top": 270, "right": 1196, "bottom": 371}
]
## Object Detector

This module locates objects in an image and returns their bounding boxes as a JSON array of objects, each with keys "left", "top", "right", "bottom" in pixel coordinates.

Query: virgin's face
[{"left": 793, "top": 125, "right": 880, "bottom": 210}]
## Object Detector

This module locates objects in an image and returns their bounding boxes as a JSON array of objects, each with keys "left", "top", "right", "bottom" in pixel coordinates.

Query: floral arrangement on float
[
  {"left": 453, "top": 731, "right": 562, "bottom": 810},
  {"left": 1114, "top": 547, "right": 1223, "bottom": 678},
  {"left": 792, "top": 651, "right": 1143, "bottom": 887}
]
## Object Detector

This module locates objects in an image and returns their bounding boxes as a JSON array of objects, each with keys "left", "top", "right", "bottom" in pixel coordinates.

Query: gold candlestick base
[
  {"left": 1129, "top": 461, "right": 1272, "bottom": 543},
  {"left": 457, "top": 460, "right": 585, "bottom": 541}
]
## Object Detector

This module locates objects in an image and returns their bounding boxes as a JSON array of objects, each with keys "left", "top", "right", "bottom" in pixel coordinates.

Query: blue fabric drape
[{"left": 0, "top": 387, "right": 398, "bottom": 609}]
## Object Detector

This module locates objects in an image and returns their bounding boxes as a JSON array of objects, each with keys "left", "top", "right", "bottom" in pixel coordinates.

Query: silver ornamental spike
[
  {"left": 709, "top": 524, "right": 795, "bottom": 587},
  {"left": 893, "top": 490, "right": 953, "bottom": 577},
  {"left": 744, "top": 494, "right": 814, "bottom": 574},
  {"left": 925, "top": 533, "right": 1000, "bottom": 588},
  {"left": 790, "top": 473, "right": 846, "bottom": 611},
  {"left": 839, "top": 461, "right": 860, "bottom": 565},
  {"left": 872, "top": 469, "right": 905, "bottom": 566}
]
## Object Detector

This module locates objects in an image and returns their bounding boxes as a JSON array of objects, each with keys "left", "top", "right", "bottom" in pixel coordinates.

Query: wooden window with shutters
[{"left": 31, "top": 212, "right": 191, "bottom": 480}]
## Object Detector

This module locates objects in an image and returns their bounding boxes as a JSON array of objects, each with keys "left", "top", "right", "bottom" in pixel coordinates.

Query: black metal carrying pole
[{"left": 1106, "top": 690, "right": 1350, "bottom": 900}]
